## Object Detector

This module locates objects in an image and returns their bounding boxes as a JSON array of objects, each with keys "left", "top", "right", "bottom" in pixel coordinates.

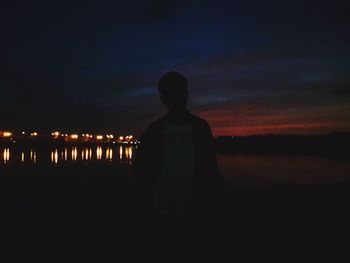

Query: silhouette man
[{"left": 134, "top": 71, "right": 223, "bottom": 225}]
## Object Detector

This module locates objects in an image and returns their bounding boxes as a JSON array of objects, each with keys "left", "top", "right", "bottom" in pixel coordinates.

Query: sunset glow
[{"left": 197, "top": 105, "right": 350, "bottom": 136}]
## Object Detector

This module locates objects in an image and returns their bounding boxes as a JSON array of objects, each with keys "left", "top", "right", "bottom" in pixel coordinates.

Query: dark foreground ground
[{"left": 0, "top": 165, "right": 349, "bottom": 259}]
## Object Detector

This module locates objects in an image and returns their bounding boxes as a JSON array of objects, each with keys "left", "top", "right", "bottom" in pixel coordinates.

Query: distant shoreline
[
  {"left": 1, "top": 132, "right": 349, "bottom": 158},
  {"left": 215, "top": 132, "right": 350, "bottom": 158}
]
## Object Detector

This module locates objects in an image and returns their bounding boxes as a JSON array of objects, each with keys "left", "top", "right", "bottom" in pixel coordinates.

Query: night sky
[{"left": 1, "top": 0, "right": 350, "bottom": 136}]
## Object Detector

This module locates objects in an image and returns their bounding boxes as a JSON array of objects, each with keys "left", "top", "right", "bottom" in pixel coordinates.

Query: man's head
[{"left": 158, "top": 71, "right": 188, "bottom": 112}]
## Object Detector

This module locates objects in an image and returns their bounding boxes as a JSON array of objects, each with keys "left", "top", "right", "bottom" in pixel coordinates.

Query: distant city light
[
  {"left": 3, "top": 132, "right": 12, "bottom": 137},
  {"left": 125, "top": 135, "right": 133, "bottom": 141},
  {"left": 51, "top": 131, "right": 60, "bottom": 137},
  {"left": 0, "top": 130, "right": 138, "bottom": 147},
  {"left": 70, "top": 134, "right": 79, "bottom": 139}
]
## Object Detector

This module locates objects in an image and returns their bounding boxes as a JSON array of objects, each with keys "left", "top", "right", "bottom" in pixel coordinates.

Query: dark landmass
[{"left": 216, "top": 132, "right": 350, "bottom": 157}]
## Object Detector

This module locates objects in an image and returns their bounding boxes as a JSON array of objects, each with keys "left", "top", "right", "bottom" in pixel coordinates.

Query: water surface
[{"left": 1, "top": 146, "right": 349, "bottom": 188}]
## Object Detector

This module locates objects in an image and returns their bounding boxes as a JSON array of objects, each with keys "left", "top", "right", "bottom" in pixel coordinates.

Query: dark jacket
[{"left": 133, "top": 111, "right": 223, "bottom": 210}]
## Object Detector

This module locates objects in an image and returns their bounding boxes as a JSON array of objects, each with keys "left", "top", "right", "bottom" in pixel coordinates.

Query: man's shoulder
[
  {"left": 141, "top": 116, "right": 167, "bottom": 138},
  {"left": 187, "top": 113, "right": 211, "bottom": 130},
  {"left": 148, "top": 115, "right": 168, "bottom": 129},
  {"left": 143, "top": 112, "right": 210, "bottom": 135},
  {"left": 188, "top": 113, "right": 208, "bottom": 124},
  {"left": 148, "top": 113, "right": 207, "bottom": 126}
]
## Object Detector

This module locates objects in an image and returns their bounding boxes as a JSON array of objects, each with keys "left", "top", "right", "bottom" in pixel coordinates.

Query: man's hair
[{"left": 157, "top": 71, "right": 188, "bottom": 96}]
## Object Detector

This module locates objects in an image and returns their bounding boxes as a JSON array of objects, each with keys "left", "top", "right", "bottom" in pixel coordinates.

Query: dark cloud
[
  {"left": 329, "top": 88, "right": 350, "bottom": 97},
  {"left": 148, "top": 0, "right": 183, "bottom": 21}
]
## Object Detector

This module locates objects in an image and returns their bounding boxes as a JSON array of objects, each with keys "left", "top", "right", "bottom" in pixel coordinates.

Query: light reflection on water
[
  {"left": 3, "top": 148, "right": 10, "bottom": 164},
  {"left": 50, "top": 149, "right": 59, "bottom": 164},
  {"left": 72, "top": 147, "right": 78, "bottom": 161},
  {"left": 119, "top": 146, "right": 123, "bottom": 161},
  {"left": 1, "top": 146, "right": 135, "bottom": 165},
  {"left": 96, "top": 146, "right": 102, "bottom": 160},
  {"left": 1, "top": 146, "right": 350, "bottom": 186},
  {"left": 29, "top": 150, "right": 37, "bottom": 163}
]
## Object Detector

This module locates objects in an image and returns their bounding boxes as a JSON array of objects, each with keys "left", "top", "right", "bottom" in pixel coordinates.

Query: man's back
[
  {"left": 155, "top": 119, "right": 194, "bottom": 214},
  {"left": 134, "top": 111, "right": 222, "bottom": 217},
  {"left": 133, "top": 72, "right": 223, "bottom": 223}
]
